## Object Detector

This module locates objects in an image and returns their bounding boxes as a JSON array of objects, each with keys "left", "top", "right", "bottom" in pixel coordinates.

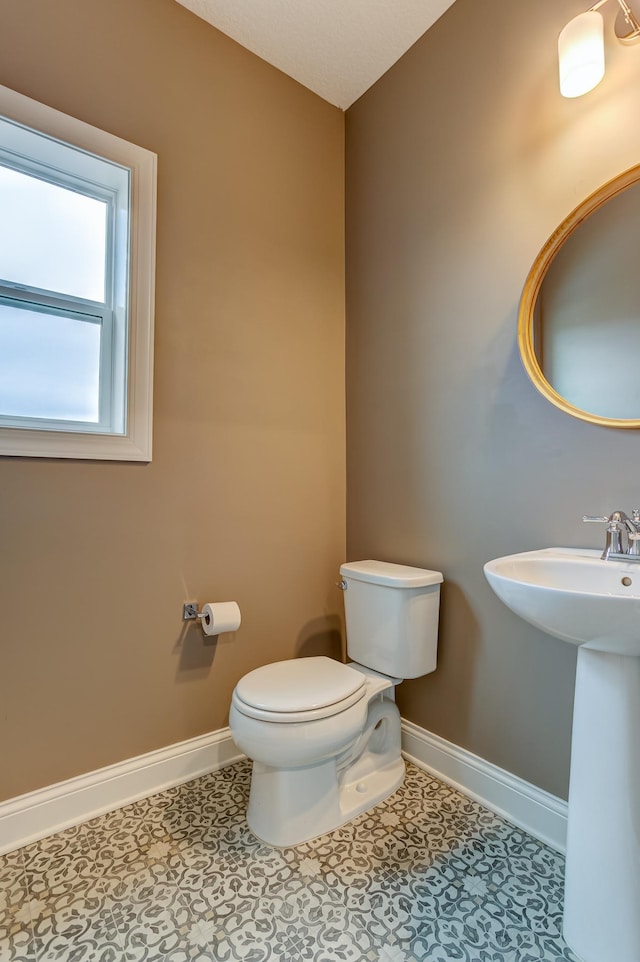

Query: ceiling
[{"left": 175, "top": 0, "right": 457, "bottom": 110}]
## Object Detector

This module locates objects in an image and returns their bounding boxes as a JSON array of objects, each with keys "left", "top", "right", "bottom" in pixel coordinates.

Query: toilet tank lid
[{"left": 340, "top": 560, "right": 443, "bottom": 587}]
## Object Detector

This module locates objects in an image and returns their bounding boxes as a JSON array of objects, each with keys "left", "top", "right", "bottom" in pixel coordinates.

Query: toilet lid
[{"left": 235, "top": 656, "right": 366, "bottom": 714}]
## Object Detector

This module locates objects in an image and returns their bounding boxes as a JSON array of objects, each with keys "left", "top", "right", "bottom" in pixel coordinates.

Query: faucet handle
[
  {"left": 583, "top": 515, "right": 609, "bottom": 523},
  {"left": 629, "top": 532, "right": 640, "bottom": 556}
]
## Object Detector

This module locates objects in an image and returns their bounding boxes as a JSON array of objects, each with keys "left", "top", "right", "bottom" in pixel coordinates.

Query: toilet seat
[{"left": 233, "top": 656, "right": 367, "bottom": 723}]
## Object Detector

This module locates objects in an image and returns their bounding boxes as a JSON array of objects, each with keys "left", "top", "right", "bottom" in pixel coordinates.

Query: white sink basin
[
  {"left": 484, "top": 546, "right": 640, "bottom": 962},
  {"left": 484, "top": 546, "right": 640, "bottom": 656}
]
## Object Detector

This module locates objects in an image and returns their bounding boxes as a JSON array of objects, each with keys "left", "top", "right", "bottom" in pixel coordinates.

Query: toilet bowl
[
  {"left": 230, "top": 657, "right": 403, "bottom": 846},
  {"left": 229, "top": 560, "right": 443, "bottom": 847}
]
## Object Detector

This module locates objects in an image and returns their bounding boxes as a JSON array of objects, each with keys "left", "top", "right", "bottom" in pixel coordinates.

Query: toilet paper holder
[
  {"left": 182, "top": 600, "right": 242, "bottom": 636},
  {"left": 183, "top": 602, "right": 204, "bottom": 622}
]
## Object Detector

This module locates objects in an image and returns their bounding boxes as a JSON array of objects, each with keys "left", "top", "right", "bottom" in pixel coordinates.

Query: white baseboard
[
  {"left": 0, "top": 728, "right": 243, "bottom": 855},
  {"left": 401, "top": 719, "right": 568, "bottom": 853},
  {"left": 0, "top": 719, "right": 568, "bottom": 857}
]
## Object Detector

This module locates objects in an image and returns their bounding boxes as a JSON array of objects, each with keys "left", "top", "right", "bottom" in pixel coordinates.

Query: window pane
[
  {"left": 0, "top": 302, "right": 101, "bottom": 422},
  {"left": 0, "top": 165, "right": 107, "bottom": 301}
]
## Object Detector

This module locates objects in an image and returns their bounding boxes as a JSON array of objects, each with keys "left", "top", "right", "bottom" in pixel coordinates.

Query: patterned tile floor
[{"left": 1, "top": 761, "right": 580, "bottom": 962}]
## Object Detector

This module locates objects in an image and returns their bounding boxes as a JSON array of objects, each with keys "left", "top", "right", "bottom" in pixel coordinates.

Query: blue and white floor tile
[{"left": 0, "top": 761, "right": 579, "bottom": 962}]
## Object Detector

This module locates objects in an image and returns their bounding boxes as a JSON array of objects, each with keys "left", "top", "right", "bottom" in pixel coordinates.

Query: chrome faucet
[{"left": 583, "top": 509, "right": 640, "bottom": 560}]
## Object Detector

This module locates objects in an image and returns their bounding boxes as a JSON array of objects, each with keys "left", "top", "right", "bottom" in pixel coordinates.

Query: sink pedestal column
[{"left": 563, "top": 648, "right": 640, "bottom": 962}]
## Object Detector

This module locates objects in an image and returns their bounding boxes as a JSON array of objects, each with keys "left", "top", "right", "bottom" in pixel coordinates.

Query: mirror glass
[{"left": 518, "top": 165, "right": 640, "bottom": 428}]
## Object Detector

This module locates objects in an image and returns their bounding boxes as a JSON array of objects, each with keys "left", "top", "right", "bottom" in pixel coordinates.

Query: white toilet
[{"left": 229, "top": 559, "right": 443, "bottom": 847}]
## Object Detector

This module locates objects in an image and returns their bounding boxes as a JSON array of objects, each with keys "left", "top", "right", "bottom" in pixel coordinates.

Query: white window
[{"left": 0, "top": 85, "right": 156, "bottom": 460}]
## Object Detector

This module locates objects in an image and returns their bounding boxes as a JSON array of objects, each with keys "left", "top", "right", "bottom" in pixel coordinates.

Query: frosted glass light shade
[{"left": 558, "top": 11, "right": 605, "bottom": 98}]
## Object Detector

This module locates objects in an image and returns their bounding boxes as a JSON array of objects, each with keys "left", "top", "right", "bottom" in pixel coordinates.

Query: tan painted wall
[
  {"left": 0, "top": 0, "right": 345, "bottom": 800},
  {"left": 346, "top": 0, "right": 640, "bottom": 798}
]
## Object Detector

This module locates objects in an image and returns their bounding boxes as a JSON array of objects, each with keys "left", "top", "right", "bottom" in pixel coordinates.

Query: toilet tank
[{"left": 340, "top": 560, "right": 443, "bottom": 679}]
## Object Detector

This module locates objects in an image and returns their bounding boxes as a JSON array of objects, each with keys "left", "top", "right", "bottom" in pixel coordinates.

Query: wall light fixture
[{"left": 558, "top": 0, "right": 640, "bottom": 97}]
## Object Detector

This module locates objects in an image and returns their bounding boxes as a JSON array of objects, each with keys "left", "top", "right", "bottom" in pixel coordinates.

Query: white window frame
[{"left": 0, "top": 85, "right": 156, "bottom": 461}]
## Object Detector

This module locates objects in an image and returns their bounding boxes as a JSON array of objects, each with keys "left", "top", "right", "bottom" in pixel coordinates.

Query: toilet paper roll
[{"left": 200, "top": 601, "right": 241, "bottom": 636}]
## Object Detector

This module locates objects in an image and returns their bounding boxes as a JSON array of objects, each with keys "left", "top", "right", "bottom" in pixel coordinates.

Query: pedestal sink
[{"left": 484, "top": 548, "right": 640, "bottom": 962}]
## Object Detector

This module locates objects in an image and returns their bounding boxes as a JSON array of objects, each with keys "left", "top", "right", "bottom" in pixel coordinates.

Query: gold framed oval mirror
[{"left": 518, "top": 163, "right": 640, "bottom": 428}]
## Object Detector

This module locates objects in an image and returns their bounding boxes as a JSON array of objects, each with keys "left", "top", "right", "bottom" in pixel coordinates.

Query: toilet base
[
  {"left": 247, "top": 755, "right": 405, "bottom": 848},
  {"left": 246, "top": 696, "right": 404, "bottom": 847}
]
